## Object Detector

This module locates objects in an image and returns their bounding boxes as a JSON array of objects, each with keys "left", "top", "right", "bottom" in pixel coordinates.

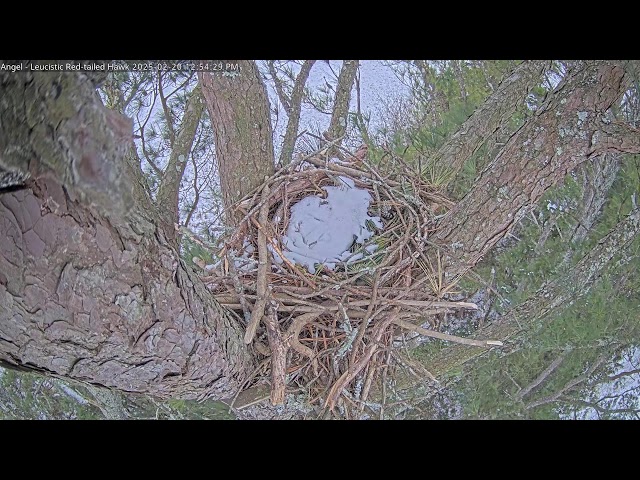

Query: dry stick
[
  {"left": 349, "top": 299, "right": 478, "bottom": 310},
  {"left": 244, "top": 183, "right": 271, "bottom": 344},
  {"left": 215, "top": 292, "right": 477, "bottom": 312},
  {"left": 524, "top": 353, "right": 608, "bottom": 411},
  {"left": 379, "top": 349, "right": 392, "bottom": 419},
  {"left": 286, "top": 312, "right": 322, "bottom": 369},
  {"left": 360, "top": 350, "right": 380, "bottom": 410},
  {"left": 257, "top": 228, "right": 318, "bottom": 290},
  {"left": 349, "top": 271, "right": 381, "bottom": 370},
  {"left": 325, "top": 312, "right": 397, "bottom": 410},
  {"left": 225, "top": 249, "right": 252, "bottom": 324},
  {"left": 390, "top": 349, "right": 437, "bottom": 383},
  {"left": 227, "top": 358, "right": 270, "bottom": 411},
  {"left": 263, "top": 306, "right": 288, "bottom": 405},
  {"left": 392, "top": 318, "right": 503, "bottom": 348},
  {"left": 234, "top": 136, "right": 346, "bottom": 222}
]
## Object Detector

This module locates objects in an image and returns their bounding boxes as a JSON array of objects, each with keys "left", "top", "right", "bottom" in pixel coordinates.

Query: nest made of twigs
[{"left": 200, "top": 143, "right": 484, "bottom": 417}]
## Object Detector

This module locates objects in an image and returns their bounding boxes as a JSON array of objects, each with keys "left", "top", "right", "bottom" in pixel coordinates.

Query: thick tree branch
[
  {"left": 326, "top": 60, "right": 359, "bottom": 147},
  {"left": 436, "top": 61, "right": 636, "bottom": 271},
  {"left": 155, "top": 84, "right": 204, "bottom": 233},
  {"left": 279, "top": 60, "right": 316, "bottom": 166},
  {"left": 157, "top": 72, "right": 176, "bottom": 146},
  {"left": 0, "top": 70, "right": 136, "bottom": 224},
  {"left": 428, "top": 206, "right": 640, "bottom": 378},
  {"left": 199, "top": 61, "right": 275, "bottom": 227},
  {"left": 434, "top": 60, "right": 551, "bottom": 177}
]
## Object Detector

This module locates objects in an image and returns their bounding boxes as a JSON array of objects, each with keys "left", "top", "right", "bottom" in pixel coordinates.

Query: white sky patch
[
  {"left": 264, "top": 60, "right": 409, "bottom": 159},
  {"left": 281, "top": 176, "right": 382, "bottom": 273},
  {"left": 559, "top": 345, "right": 640, "bottom": 420},
  {"left": 57, "top": 383, "right": 89, "bottom": 405}
]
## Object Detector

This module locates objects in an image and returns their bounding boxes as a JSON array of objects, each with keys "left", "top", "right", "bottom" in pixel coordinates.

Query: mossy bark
[
  {"left": 199, "top": 62, "right": 275, "bottom": 227},
  {"left": 0, "top": 69, "right": 253, "bottom": 400}
]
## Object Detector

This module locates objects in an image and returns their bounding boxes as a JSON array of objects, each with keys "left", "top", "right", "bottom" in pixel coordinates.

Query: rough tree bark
[
  {"left": 198, "top": 62, "right": 275, "bottom": 227},
  {"left": 278, "top": 60, "right": 316, "bottom": 166},
  {"left": 435, "top": 61, "right": 640, "bottom": 273},
  {"left": 326, "top": 60, "right": 359, "bottom": 146},
  {"left": 0, "top": 70, "right": 253, "bottom": 400},
  {"left": 431, "top": 60, "right": 551, "bottom": 176}
]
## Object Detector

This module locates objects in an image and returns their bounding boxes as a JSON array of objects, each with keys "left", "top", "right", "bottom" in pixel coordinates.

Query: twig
[
  {"left": 264, "top": 305, "right": 288, "bottom": 405},
  {"left": 325, "top": 312, "right": 397, "bottom": 410},
  {"left": 286, "top": 312, "right": 322, "bottom": 367},
  {"left": 226, "top": 249, "right": 251, "bottom": 324},
  {"left": 349, "top": 271, "right": 380, "bottom": 369},
  {"left": 244, "top": 182, "right": 271, "bottom": 344},
  {"left": 392, "top": 318, "right": 503, "bottom": 348}
]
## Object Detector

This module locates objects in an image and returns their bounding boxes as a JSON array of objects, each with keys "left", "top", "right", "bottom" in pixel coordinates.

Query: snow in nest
[{"left": 276, "top": 176, "right": 382, "bottom": 274}]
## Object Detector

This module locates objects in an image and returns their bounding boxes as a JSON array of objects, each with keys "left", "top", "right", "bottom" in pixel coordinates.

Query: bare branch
[
  {"left": 155, "top": 84, "right": 204, "bottom": 232},
  {"left": 514, "top": 353, "right": 567, "bottom": 401},
  {"left": 428, "top": 206, "right": 640, "bottom": 379},
  {"left": 393, "top": 318, "right": 503, "bottom": 348},
  {"left": 267, "top": 60, "right": 292, "bottom": 115},
  {"left": 244, "top": 182, "right": 271, "bottom": 344},
  {"left": 157, "top": 71, "right": 176, "bottom": 145},
  {"left": 183, "top": 152, "right": 200, "bottom": 228},
  {"left": 264, "top": 305, "right": 287, "bottom": 405}
]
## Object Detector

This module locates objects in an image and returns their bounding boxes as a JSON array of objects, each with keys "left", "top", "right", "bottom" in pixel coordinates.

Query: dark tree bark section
[
  {"left": 199, "top": 62, "right": 275, "bottom": 227},
  {"left": 0, "top": 70, "right": 253, "bottom": 400}
]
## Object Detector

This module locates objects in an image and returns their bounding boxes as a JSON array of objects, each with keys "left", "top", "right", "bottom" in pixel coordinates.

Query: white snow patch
[
  {"left": 58, "top": 384, "right": 89, "bottom": 405},
  {"left": 546, "top": 201, "right": 564, "bottom": 212},
  {"left": 281, "top": 176, "right": 382, "bottom": 273},
  {"left": 365, "top": 243, "right": 379, "bottom": 254}
]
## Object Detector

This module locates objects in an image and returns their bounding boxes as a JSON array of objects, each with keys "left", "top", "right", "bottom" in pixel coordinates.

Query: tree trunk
[
  {"left": 431, "top": 60, "right": 551, "bottom": 176},
  {"left": 199, "top": 62, "right": 275, "bottom": 227},
  {"left": 279, "top": 60, "right": 316, "bottom": 166},
  {"left": 326, "top": 60, "right": 359, "bottom": 147},
  {"left": 155, "top": 84, "right": 204, "bottom": 232},
  {"left": 436, "top": 61, "right": 640, "bottom": 272},
  {"left": 0, "top": 69, "right": 253, "bottom": 400}
]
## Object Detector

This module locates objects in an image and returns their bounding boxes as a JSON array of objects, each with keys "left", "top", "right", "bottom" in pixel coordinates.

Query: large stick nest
[{"left": 199, "top": 143, "right": 486, "bottom": 416}]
